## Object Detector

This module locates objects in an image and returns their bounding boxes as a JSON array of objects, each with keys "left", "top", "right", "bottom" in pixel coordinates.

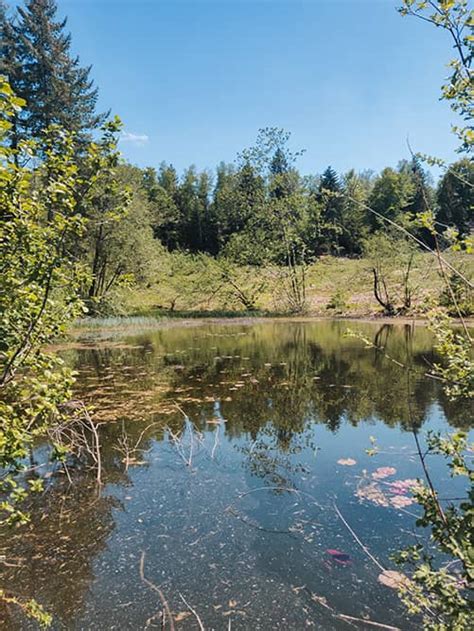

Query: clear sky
[{"left": 55, "top": 0, "right": 459, "bottom": 176}]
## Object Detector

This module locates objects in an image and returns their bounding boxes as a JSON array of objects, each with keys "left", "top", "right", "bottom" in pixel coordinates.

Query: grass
[
  {"left": 73, "top": 315, "right": 164, "bottom": 330},
  {"left": 78, "top": 252, "right": 474, "bottom": 325}
]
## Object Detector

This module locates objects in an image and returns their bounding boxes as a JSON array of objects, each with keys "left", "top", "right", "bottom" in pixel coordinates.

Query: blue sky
[{"left": 55, "top": 0, "right": 458, "bottom": 175}]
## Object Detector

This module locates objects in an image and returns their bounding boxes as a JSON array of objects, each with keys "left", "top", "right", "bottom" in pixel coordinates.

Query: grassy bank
[{"left": 95, "top": 252, "right": 472, "bottom": 321}]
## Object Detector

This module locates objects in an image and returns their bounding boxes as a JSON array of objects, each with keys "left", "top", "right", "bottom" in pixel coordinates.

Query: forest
[{"left": 0, "top": 0, "right": 473, "bottom": 630}]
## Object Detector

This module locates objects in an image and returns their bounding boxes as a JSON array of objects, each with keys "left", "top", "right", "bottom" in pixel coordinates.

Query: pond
[{"left": 0, "top": 320, "right": 471, "bottom": 630}]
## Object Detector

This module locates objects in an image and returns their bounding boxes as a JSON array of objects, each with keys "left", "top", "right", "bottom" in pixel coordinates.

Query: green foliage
[
  {"left": 363, "top": 232, "right": 419, "bottom": 315},
  {"left": 238, "top": 126, "right": 305, "bottom": 174},
  {"left": 0, "top": 589, "right": 52, "bottom": 627},
  {"left": 367, "top": 166, "right": 414, "bottom": 230},
  {"left": 0, "top": 71, "right": 130, "bottom": 625},
  {"left": 211, "top": 258, "right": 267, "bottom": 311},
  {"left": 0, "top": 75, "right": 99, "bottom": 626},
  {"left": 155, "top": 251, "right": 221, "bottom": 311},
  {"left": 0, "top": 77, "right": 84, "bottom": 521},
  {"left": 0, "top": 75, "right": 126, "bottom": 518},
  {"left": 429, "top": 312, "right": 474, "bottom": 398},
  {"left": 326, "top": 288, "right": 348, "bottom": 314},
  {"left": 393, "top": 431, "right": 473, "bottom": 631},
  {"left": 399, "top": 0, "right": 473, "bottom": 152},
  {"left": 439, "top": 271, "right": 474, "bottom": 316},
  {"left": 81, "top": 162, "right": 157, "bottom": 314},
  {"left": 391, "top": 6, "right": 474, "bottom": 629}
]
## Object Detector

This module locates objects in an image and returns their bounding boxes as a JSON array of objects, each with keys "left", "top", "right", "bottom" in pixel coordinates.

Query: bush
[{"left": 326, "top": 288, "right": 348, "bottom": 314}]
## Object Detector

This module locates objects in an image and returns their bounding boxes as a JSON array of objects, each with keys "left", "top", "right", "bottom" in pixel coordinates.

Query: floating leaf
[
  {"left": 389, "top": 495, "right": 414, "bottom": 508},
  {"left": 388, "top": 479, "right": 422, "bottom": 495},
  {"left": 337, "top": 458, "right": 356, "bottom": 466},
  {"left": 372, "top": 466, "right": 397, "bottom": 480},
  {"left": 355, "top": 482, "right": 389, "bottom": 507},
  {"left": 175, "top": 611, "right": 192, "bottom": 622},
  {"left": 378, "top": 570, "right": 409, "bottom": 589},
  {"left": 325, "top": 549, "right": 352, "bottom": 565}
]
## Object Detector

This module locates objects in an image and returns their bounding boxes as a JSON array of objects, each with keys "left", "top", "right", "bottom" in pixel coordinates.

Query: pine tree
[
  {"left": 316, "top": 166, "right": 344, "bottom": 252},
  {"left": 177, "top": 166, "right": 201, "bottom": 251},
  {"left": 142, "top": 167, "right": 180, "bottom": 250},
  {"left": 270, "top": 147, "right": 289, "bottom": 176},
  {"left": 236, "top": 161, "right": 265, "bottom": 216},
  {"left": 7, "top": 0, "right": 106, "bottom": 141},
  {"left": 0, "top": 2, "right": 24, "bottom": 151},
  {"left": 400, "top": 158, "right": 436, "bottom": 247},
  {"left": 437, "top": 159, "right": 474, "bottom": 239},
  {"left": 197, "top": 171, "right": 218, "bottom": 254},
  {"left": 270, "top": 148, "right": 295, "bottom": 199},
  {"left": 0, "top": 2, "right": 19, "bottom": 83}
]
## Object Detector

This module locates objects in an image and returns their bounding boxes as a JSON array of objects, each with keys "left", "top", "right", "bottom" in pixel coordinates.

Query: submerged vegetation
[{"left": 0, "top": 0, "right": 472, "bottom": 628}]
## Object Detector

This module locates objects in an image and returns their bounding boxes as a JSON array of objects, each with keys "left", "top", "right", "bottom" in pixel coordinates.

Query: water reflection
[
  {"left": 0, "top": 320, "right": 470, "bottom": 629},
  {"left": 67, "top": 320, "right": 471, "bottom": 434}
]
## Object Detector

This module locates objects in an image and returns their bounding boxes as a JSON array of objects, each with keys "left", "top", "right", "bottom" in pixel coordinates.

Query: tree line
[{"left": 144, "top": 149, "right": 473, "bottom": 258}]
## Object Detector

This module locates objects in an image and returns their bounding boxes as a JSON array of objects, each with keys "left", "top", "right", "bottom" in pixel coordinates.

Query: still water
[{"left": 1, "top": 320, "right": 471, "bottom": 630}]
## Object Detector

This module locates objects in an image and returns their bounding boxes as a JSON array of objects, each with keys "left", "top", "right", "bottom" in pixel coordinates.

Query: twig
[
  {"left": 139, "top": 551, "right": 175, "bottom": 631},
  {"left": 178, "top": 593, "right": 205, "bottom": 631},
  {"left": 333, "top": 502, "right": 385, "bottom": 572},
  {"left": 226, "top": 506, "right": 298, "bottom": 535},
  {"left": 188, "top": 420, "right": 194, "bottom": 467},
  {"left": 337, "top": 614, "right": 401, "bottom": 630},
  {"left": 211, "top": 424, "right": 220, "bottom": 460}
]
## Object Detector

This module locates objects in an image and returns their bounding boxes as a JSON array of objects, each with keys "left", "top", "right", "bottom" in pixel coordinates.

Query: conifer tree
[
  {"left": 4, "top": 0, "right": 106, "bottom": 141},
  {"left": 0, "top": 2, "right": 21, "bottom": 149},
  {"left": 319, "top": 166, "right": 342, "bottom": 218},
  {"left": 316, "top": 166, "right": 344, "bottom": 252},
  {"left": 0, "top": 2, "right": 18, "bottom": 83},
  {"left": 437, "top": 158, "right": 474, "bottom": 239}
]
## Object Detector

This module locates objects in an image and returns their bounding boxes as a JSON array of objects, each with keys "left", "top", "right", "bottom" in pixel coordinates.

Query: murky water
[{"left": 1, "top": 320, "right": 471, "bottom": 630}]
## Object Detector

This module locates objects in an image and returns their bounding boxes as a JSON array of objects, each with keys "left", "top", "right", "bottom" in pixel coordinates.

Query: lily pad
[
  {"left": 337, "top": 458, "right": 357, "bottom": 466},
  {"left": 372, "top": 466, "right": 397, "bottom": 480}
]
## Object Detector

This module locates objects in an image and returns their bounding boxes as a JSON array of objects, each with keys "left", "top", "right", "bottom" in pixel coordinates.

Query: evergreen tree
[
  {"left": 6, "top": 0, "right": 105, "bottom": 141},
  {"left": 158, "top": 162, "right": 179, "bottom": 199},
  {"left": 0, "top": 2, "right": 21, "bottom": 149},
  {"left": 437, "top": 159, "right": 474, "bottom": 239},
  {"left": 197, "top": 170, "right": 219, "bottom": 254},
  {"left": 319, "top": 166, "right": 342, "bottom": 217},
  {"left": 142, "top": 167, "right": 180, "bottom": 250},
  {"left": 212, "top": 162, "right": 238, "bottom": 248},
  {"left": 400, "top": 158, "right": 436, "bottom": 247},
  {"left": 339, "top": 170, "right": 371, "bottom": 255},
  {"left": 235, "top": 161, "right": 265, "bottom": 220},
  {"left": 269, "top": 148, "right": 297, "bottom": 199},
  {"left": 176, "top": 166, "right": 201, "bottom": 251},
  {"left": 0, "top": 2, "right": 18, "bottom": 86},
  {"left": 316, "top": 166, "right": 344, "bottom": 253}
]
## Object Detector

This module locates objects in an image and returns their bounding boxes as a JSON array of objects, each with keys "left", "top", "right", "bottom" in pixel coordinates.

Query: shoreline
[{"left": 68, "top": 312, "right": 473, "bottom": 337}]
